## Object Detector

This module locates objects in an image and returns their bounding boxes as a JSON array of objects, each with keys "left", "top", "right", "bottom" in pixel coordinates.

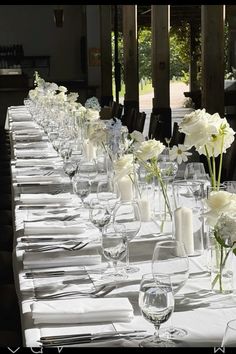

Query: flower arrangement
[
  {"left": 204, "top": 190, "right": 236, "bottom": 292},
  {"left": 178, "top": 108, "right": 235, "bottom": 190}
]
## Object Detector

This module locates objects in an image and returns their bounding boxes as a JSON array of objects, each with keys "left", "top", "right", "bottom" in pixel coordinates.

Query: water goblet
[
  {"left": 101, "top": 223, "right": 127, "bottom": 280},
  {"left": 73, "top": 176, "right": 91, "bottom": 208},
  {"left": 63, "top": 159, "right": 78, "bottom": 187},
  {"left": 138, "top": 273, "right": 175, "bottom": 347},
  {"left": 89, "top": 198, "right": 111, "bottom": 234},
  {"left": 152, "top": 239, "right": 189, "bottom": 338},
  {"left": 97, "top": 179, "right": 120, "bottom": 214},
  {"left": 113, "top": 201, "right": 141, "bottom": 274}
]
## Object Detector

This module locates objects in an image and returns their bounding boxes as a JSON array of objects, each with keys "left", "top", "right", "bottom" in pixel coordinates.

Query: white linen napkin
[
  {"left": 16, "top": 158, "right": 61, "bottom": 167},
  {"left": 16, "top": 174, "right": 62, "bottom": 184},
  {"left": 31, "top": 297, "right": 134, "bottom": 324},
  {"left": 12, "top": 121, "right": 38, "bottom": 130},
  {"left": 20, "top": 193, "right": 72, "bottom": 205},
  {"left": 24, "top": 220, "right": 86, "bottom": 235},
  {"left": 15, "top": 149, "right": 57, "bottom": 158},
  {"left": 23, "top": 248, "right": 102, "bottom": 269}
]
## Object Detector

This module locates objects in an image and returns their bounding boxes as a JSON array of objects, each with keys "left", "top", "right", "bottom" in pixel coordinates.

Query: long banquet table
[{"left": 6, "top": 105, "right": 236, "bottom": 347}]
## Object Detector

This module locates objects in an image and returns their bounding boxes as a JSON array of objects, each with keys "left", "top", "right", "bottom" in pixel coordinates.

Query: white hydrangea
[{"left": 215, "top": 213, "right": 236, "bottom": 246}]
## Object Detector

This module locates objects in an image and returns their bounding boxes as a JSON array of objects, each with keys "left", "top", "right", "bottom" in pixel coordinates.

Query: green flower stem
[
  {"left": 211, "top": 245, "right": 232, "bottom": 292},
  {"left": 217, "top": 134, "right": 225, "bottom": 190},
  {"left": 205, "top": 146, "right": 215, "bottom": 189}
]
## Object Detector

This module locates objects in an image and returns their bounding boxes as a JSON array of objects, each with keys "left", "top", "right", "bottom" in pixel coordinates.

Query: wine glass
[
  {"left": 63, "top": 159, "right": 78, "bottom": 183},
  {"left": 222, "top": 319, "right": 236, "bottom": 347},
  {"left": 101, "top": 223, "right": 127, "bottom": 280},
  {"left": 152, "top": 239, "right": 189, "bottom": 338},
  {"left": 113, "top": 201, "right": 141, "bottom": 274},
  {"left": 59, "top": 140, "right": 73, "bottom": 162},
  {"left": 89, "top": 198, "right": 111, "bottom": 234},
  {"left": 97, "top": 179, "right": 120, "bottom": 214},
  {"left": 138, "top": 273, "right": 175, "bottom": 347},
  {"left": 73, "top": 176, "right": 91, "bottom": 208}
]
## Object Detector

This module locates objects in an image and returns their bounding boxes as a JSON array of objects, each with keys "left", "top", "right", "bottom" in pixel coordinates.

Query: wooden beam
[{"left": 201, "top": 5, "right": 224, "bottom": 116}]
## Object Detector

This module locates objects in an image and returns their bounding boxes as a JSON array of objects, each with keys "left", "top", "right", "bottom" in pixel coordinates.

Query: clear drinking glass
[
  {"left": 113, "top": 201, "right": 141, "bottom": 273},
  {"left": 101, "top": 223, "right": 127, "bottom": 280},
  {"left": 152, "top": 239, "right": 189, "bottom": 338},
  {"left": 222, "top": 319, "right": 236, "bottom": 347},
  {"left": 97, "top": 179, "right": 120, "bottom": 214},
  {"left": 89, "top": 198, "right": 111, "bottom": 234},
  {"left": 73, "top": 176, "right": 91, "bottom": 208},
  {"left": 63, "top": 160, "right": 78, "bottom": 183},
  {"left": 138, "top": 273, "right": 175, "bottom": 347}
]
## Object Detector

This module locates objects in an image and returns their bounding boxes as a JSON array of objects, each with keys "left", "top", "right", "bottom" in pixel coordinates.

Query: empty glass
[
  {"left": 138, "top": 273, "right": 175, "bottom": 347},
  {"left": 222, "top": 319, "right": 236, "bottom": 347},
  {"left": 97, "top": 179, "right": 120, "bottom": 214},
  {"left": 101, "top": 223, "right": 127, "bottom": 280},
  {"left": 113, "top": 201, "right": 141, "bottom": 273},
  {"left": 152, "top": 240, "right": 189, "bottom": 338},
  {"left": 89, "top": 198, "right": 111, "bottom": 233},
  {"left": 73, "top": 176, "right": 91, "bottom": 208}
]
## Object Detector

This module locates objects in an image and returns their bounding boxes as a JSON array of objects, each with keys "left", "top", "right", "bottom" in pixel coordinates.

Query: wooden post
[
  {"left": 100, "top": 5, "right": 113, "bottom": 107},
  {"left": 151, "top": 5, "right": 171, "bottom": 141},
  {"left": 190, "top": 23, "right": 200, "bottom": 92},
  {"left": 201, "top": 5, "right": 224, "bottom": 116},
  {"left": 122, "top": 5, "right": 139, "bottom": 115}
]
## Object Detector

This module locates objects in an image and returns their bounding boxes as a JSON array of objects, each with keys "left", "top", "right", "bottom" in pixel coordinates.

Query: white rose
[
  {"left": 113, "top": 154, "right": 134, "bottom": 180},
  {"left": 204, "top": 191, "right": 236, "bottom": 226},
  {"left": 135, "top": 139, "right": 165, "bottom": 161},
  {"left": 215, "top": 213, "right": 236, "bottom": 245},
  {"left": 86, "top": 108, "right": 100, "bottom": 121},
  {"left": 58, "top": 85, "right": 68, "bottom": 93}
]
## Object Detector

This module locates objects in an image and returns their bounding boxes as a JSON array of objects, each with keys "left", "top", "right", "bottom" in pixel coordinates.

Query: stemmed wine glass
[
  {"left": 152, "top": 239, "right": 189, "bottom": 338},
  {"left": 101, "top": 223, "right": 127, "bottom": 280},
  {"left": 97, "top": 179, "right": 120, "bottom": 215},
  {"left": 63, "top": 159, "right": 78, "bottom": 184},
  {"left": 113, "top": 201, "right": 141, "bottom": 274},
  {"left": 73, "top": 175, "right": 91, "bottom": 208},
  {"left": 138, "top": 273, "right": 175, "bottom": 347},
  {"left": 89, "top": 197, "right": 111, "bottom": 234}
]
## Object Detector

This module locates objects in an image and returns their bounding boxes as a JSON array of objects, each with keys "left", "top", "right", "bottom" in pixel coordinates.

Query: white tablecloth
[{"left": 7, "top": 106, "right": 236, "bottom": 348}]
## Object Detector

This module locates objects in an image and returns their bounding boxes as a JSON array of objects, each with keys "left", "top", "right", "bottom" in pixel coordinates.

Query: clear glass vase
[{"left": 210, "top": 240, "right": 233, "bottom": 294}]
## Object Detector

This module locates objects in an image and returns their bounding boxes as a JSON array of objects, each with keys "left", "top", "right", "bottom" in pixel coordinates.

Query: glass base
[
  {"left": 125, "top": 265, "right": 140, "bottom": 274},
  {"left": 139, "top": 335, "right": 176, "bottom": 347},
  {"left": 160, "top": 326, "right": 188, "bottom": 339},
  {"left": 101, "top": 270, "right": 128, "bottom": 281}
]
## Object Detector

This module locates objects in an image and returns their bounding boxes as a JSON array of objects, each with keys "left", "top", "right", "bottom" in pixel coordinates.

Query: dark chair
[
  {"left": 170, "top": 122, "right": 185, "bottom": 147},
  {"left": 148, "top": 113, "right": 166, "bottom": 143},
  {"left": 121, "top": 107, "right": 135, "bottom": 132},
  {"left": 133, "top": 111, "right": 146, "bottom": 133}
]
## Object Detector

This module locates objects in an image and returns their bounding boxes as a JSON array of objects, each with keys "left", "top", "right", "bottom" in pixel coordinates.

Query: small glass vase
[{"left": 210, "top": 241, "right": 233, "bottom": 294}]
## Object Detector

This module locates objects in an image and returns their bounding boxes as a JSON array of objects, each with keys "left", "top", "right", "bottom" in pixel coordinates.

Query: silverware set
[
  {"left": 24, "top": 241, "right": 89, "bottom": 253},
  {"left": 39, "top": 330, "right": 147, "bottom": 346},
  {"left": 34, "top": 283, "right": 117, "bottom": 300}
]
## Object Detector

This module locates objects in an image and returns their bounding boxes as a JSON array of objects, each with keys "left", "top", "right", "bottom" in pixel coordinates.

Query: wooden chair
[
  {"left": 131, "top": 110, "right": 146, "bottom": 133},
  {"left": 148, "top": 113, "right": 166, "bottom": 143},
  {"left": 170, "top": 122, "right": 185, "bottom": 147}
]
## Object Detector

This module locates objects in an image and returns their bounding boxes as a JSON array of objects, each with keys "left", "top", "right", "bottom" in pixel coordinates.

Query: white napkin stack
[
  {"left": 16, "top": 174, "right": 62, "bottom": 184},
  {"left": 20, "top": 193, "right": 72, "bottom": 205},
  {"left": 15, "top": 149, "right": 57, "bottom": 158},
  {"left": 12, "top": 121, "right": 38, "bottom": 130},
  {"left": 31, "top": 297, "right": 134, "bottom": 324},
  {"left": 23, "top": 248, "right": 101, "bottom": 269}
]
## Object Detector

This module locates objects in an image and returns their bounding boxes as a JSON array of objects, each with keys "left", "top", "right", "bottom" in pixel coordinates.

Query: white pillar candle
[
  {"left": 181, "top": 207, "right": 194, "bottom": 255},
  {"left": 83, "top": 139, "right": 97, "bottom": 161},
  {"left": 173, "top": 207, "right": 194, "bottom": 255},
  {"left": 138, "top": 198, "right": 151, "bottom": 222},
  {"left": 173, "top": 207, "right": 182, "bottom": 243},
  {"left": 117, "top": 176, "right": 133, "bottom": 201}
]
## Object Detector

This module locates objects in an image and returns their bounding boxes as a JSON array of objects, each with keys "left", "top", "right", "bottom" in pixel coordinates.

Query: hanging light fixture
[{"left": 54, "top": 7, "right": 64, "bottom": 27}]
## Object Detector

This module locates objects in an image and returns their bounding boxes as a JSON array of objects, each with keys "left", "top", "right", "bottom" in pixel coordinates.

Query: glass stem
[
  {"left": 154, "top": 324, "right": 161, "bottom": 342},
  {"left": 125, "top": 239, "right": 130, "bottom": 270}
]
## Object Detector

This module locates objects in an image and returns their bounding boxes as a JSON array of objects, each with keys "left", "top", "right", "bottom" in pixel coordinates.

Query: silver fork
[
  {"left": 35, "top": 284, "right": 116, "bottom": 300},
  {"left": 26, "top": 241, "right": 89, "bottom": 253}
]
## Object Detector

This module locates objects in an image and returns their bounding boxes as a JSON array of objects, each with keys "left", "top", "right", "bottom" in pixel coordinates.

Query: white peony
[{"left": 135, "top": 139, "right": 165, "bottom": 161}]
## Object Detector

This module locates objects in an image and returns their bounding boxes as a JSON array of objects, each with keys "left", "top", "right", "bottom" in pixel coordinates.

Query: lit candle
[{"left": 117, "top": 176, "right": 133, "bottom": 201}]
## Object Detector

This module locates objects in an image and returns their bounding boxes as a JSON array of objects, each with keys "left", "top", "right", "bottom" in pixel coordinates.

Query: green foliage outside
[{"left": 112, "top": 22, "right": 230, "bottom": 96}]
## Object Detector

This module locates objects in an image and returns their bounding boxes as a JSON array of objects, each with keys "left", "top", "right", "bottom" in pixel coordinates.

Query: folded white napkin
[
  {"left": 15, "top": 149, "right": 57, "bottom": 158},
  {"left": 16, "top": 158, "right": 60, "bottom": 167},
  {"left": 24, "top": 220, "right": 86, "bottom": 235},
  {"left": 31, "top": 297, "right": 134, "bottom": 324},
  {"left": 23, "top": 248, "right": 101, "bottom": 269},
  {"left": 20, "top": 193, "right": 72, "bottom": 205},
  {"left": 16, "top": 174, "right": 62, "bottom": 184},
  {"left": 14, "top": 134, "right": 43, "bottom": 142},
  {"left": 12, "top": 121, "right": 37, "bottom": 130},
  {"left": 15, "top": 142, "right": 49, "bottom": 149}
]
